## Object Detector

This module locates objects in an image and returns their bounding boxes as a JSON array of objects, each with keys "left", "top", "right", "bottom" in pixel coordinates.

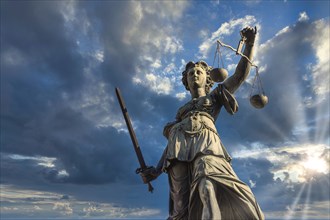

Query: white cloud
[
  {"left": 94, "top": 50, "right": 104, "bottom": 62},
  {"left": 274, "top": 26, "right": 290, "bottom": 38},
  {"left": 249, "top": 179, "right": 257, "bottom": 188},
  {"left": 58, "top": 170, "right": 70, "bottom": 177},
  {"left": 175, "top": 91, "right": 188, "bottom": 101},
  {"left": 53, "top": 202, "right": 73, "bottom": 215},
  {"left": 163, "top": 36, "right": 184, "bottom": 54},
  {"left": 115, "top": 1, "right": 186, "bottom": 95},
  {"left": 164, "top": 62, "right": 177, "bottom": 74},
  {"left": 198, "top": 15, "right": 258, "bottom": 59},
  {"left": 34, "top": 205, "right": 42, "bottom": 210},
  {"left": 121, "top": 1, "right": 186, "bottom": 52},
  {"left": 1, "top": 206, "right": 19, "bottom": 212},
  {"left": 0, "top": 185, "right": 161, "bottom": 218},
  {"left": 198, "top": 29, "right": 210, "bottom": 40},
  {"left": 227, "top": 63, "right": 237, "bottom": 71},
  {"left": 147, "top": 73, "right": 173, "bottom": 95},
  {"left": 308, "top": 19, "right": 330, "bottom": 97},
  {"left": 82, "top": 202, "right": 160, "bottom": 218},
  {"left": 151, "top": 59, "right": 162, "bottom": 69},
  {"left": 142, "top": 1, "right": 188, "bottom": 20},
  {"left": 0, "top": 185, "right": 60, "bottom": 201},
  {"left": 8, "top": 154, "right": 57, "bottom": 168},
  {"left": 60, "top": 0, "right": 91, "bottom": 35},
  {"left": 133, "top": 72, "right": 173, "bottom": 95},
  {"left": 298, "top": 11, "right": 309, "bottom": 22}
]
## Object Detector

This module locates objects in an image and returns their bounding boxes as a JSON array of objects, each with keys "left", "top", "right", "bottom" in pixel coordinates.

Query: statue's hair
[{"left": 182, "top": 61, "right": 214, "bottom": 94}]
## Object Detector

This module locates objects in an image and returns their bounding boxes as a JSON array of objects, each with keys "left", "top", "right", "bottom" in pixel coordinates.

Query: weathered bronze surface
[{"left": 140, "top": 27, "right": 265, "bottom": 220}]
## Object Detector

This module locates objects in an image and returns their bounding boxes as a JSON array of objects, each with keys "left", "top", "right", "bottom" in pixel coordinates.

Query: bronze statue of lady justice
[{"left": 117, "top": 26, "right": 266, "bottom": 220}]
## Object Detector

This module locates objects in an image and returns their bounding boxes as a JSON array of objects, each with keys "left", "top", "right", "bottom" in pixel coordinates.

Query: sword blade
[{"left": 115, "top": 88, "right": 154, "bottom": 192}]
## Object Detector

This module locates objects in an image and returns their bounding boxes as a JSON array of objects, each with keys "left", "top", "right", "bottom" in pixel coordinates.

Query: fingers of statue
[
  {"left": 241, "top": 26, "right": 257, "bottom": 43},
  {"left": 140, "top": 166, "right": 158, "bottom": 183}
]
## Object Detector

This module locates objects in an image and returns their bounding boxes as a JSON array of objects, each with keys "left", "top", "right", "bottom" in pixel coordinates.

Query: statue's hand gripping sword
[{"left": 115, "top": 88, "right": 154, "bottom": 193}]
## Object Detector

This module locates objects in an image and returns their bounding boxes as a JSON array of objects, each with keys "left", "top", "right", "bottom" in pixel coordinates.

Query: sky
[{"left": 0, "top": 0, "right": 329, "bottom": 219}]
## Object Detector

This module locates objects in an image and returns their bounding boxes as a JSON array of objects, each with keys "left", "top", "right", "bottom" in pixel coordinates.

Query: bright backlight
[{"left": 302, "top": 156, "right": 328, "bottom": 174}]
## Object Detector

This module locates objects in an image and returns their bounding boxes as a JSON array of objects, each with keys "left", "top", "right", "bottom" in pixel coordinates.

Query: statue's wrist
[{"left": 245, "top": 39, "right": 255, "bottom": 46}]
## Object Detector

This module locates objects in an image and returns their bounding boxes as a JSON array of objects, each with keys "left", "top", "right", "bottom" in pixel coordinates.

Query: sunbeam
[
  {"left": 257, "top": 112, "right": 288, "bottom": 141},
  {"left": 302, "top": 181, "right": 312, "bottom": 220},
  {"left": 315, "top": 104, "right": 330, "bottom": 144},
  {"left": 284, "top": 183, "right": 306, "bottom": 220}
]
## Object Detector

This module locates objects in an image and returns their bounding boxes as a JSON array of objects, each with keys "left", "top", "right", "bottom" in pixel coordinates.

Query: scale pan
[
  {"left": 210, "top": 68, "right": 228, "bottom": 83},
  {"left": 250, "top": 94, "right": 268, "bottom": 109}
]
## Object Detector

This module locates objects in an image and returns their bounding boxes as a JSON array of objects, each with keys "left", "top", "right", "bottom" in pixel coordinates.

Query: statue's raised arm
[{"left": 223, "top": 26, "right": 257, "bottom": 94}]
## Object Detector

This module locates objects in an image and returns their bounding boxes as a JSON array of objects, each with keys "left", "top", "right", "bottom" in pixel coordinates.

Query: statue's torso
[{"left": 164, "top": 93, "right": 231, "bottom": 165}]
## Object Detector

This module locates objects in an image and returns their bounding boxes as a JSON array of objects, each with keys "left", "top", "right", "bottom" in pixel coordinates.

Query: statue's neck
[{"left": 190, "top": 87, "right": 206, "bottom": 99}]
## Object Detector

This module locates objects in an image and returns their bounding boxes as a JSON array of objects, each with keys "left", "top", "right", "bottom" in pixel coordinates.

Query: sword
[{"left": 115, "top": 87, "right": 154, "bottom": 193}]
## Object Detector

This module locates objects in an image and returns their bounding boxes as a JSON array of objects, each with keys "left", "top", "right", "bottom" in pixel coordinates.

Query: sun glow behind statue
[
  {"left": 232, "top": 143, "right": 329, "bottom": 183},
  {"left": 301, "top": 154, "right": 329, "bottom": 174}
]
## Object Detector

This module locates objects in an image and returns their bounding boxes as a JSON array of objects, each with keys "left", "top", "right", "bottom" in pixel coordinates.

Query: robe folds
[{"left": 163, "top": 86, "right": 264, "bottom": 220}]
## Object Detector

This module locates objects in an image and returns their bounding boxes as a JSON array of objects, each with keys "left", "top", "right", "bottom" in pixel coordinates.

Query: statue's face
[{"left": 187, "top": 66, "right": 207, "bottom": 91}]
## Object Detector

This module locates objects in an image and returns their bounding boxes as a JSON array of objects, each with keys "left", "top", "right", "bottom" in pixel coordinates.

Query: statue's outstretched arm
[{"left": 223, "top": 27, "right": 256, "bottom": 94}]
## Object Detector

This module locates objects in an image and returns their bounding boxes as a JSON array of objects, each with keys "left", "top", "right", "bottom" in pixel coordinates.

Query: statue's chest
[{"left": 176, "top": 96, "right": 215, "bottom": 120}]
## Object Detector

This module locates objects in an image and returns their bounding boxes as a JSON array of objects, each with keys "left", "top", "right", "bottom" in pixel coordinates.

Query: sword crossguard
[
  {"left": 136, "top": 167, "right": 143, "bottom": 174},
  {"left": 135, "top": 166, "right": 153, "bottom": 174}
]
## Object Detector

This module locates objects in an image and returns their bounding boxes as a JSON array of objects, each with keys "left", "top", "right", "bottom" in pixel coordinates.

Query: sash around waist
[
  {"left": 181, "top": 111, "right": 214, "bottom": 122},
  {"left": 171, "top": 111, "right": 217, "bottom": 136}
]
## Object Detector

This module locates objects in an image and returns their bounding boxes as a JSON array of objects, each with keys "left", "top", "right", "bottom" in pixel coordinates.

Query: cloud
[
  {"left": 308, "top": 19, "right": 330, "bottom": 98},
  {"left": 232, "top": 143, "right": 329, "bottom": 183},
  {"left": 53, "top": 202, "right": 73, "bottom": 216},
  {"left": 0, "top": 107, "right": 144, "bottom": 185},
  {"left": 1, "top": 1, "right": 86, "bottom": 92},
  {"left": 82, "top": 1, "right": 187, "bottom": 91},
  {"left": 0, "top": 185, "right": 162, "bottom": 218},
  {"left": 0, "top": 0, "right": 189, "bottom": 188},
  {"left": 298, "top": 11, "right": 310, "bottom": 22},
  {"left": 218, "top": 15, "right": 330, "bottom": 148},
  {"left": 232, "top": 154, "right": 329, "bottom": 219},
  {"left": 1, "top": 1, "right": 329, "bottom": 219},
  {"left": 198, "top": 15, "right": 258, "bottom": 59}
]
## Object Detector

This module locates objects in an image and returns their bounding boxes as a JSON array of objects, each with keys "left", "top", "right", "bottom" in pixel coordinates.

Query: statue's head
[{"left": 182, "top": 61, "right": 214, "bottom": 94}]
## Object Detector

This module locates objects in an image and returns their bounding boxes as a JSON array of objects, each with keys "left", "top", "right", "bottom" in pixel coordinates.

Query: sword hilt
[{"left": 136, "top": 166, "right": 154, "bottom": 193}]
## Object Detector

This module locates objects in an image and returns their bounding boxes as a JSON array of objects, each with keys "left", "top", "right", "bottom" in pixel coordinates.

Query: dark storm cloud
[
  {"left": 1, "top": 1, "right": 187, "bottom": 187},
  {"left": 1, "top": 108, "right": 139, "bottom": 185},
  {"left": 1, "top": 0, "right": 87, "bottom": 159},
  {"left": 233, "top": 157, "right": 274, "bottom": 187},
  {"left": 1, "top": 1, "right": 136, "bottom": 186},
  {"left": 1, "top": 1, "right": 84, "bottom": 91}
]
